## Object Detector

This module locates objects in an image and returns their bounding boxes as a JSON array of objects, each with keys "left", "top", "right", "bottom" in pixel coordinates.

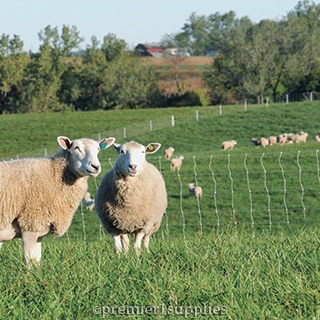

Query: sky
[{"left": 0, "top": 0, "right": 309, "bottom": 51}]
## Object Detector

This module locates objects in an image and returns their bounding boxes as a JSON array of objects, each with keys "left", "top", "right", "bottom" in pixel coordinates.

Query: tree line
[{"left": 0, "top": 0, "right": 319, "bottom": 113}]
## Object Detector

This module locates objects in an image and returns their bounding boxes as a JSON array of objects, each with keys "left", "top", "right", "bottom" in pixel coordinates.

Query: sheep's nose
[
  {"left": 129, "top": 164, "right": 137, "bottom": 170},
  {"left": 91, "top": 163, "right": 100, "bottom": 171}
]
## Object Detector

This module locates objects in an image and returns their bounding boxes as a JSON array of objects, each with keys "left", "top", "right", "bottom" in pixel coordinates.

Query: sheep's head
[
  {"left": 57, "top": 136, "right": 115, "bottom": 178},
  {"left": 114, "top": 141, "right": 161, "bottom": 177}
]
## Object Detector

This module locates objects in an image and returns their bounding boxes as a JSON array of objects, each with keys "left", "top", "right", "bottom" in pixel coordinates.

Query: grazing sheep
[
  {"left": 188, "top": 183, "right": 203, "bottom": 199},
  {"left": 95, "top": 141, "right": 167, "bottom": 253},
  {"left": 83, "top": 191, "right": 95, "bottom": 212},
  {"left": 251, "top": 138, "right": 261, "bottom": 147},
  {"left": 287, "top": 133, "right": 297, "bottom": 143},
  {"left": 0, "top": 136, "right": 115, "bottom": 267},
  {"left": 260, "top": 137, "right": 269, "bottom": 148},
  {"left": 295, "top": 131, "right": 308, "bottom": 143},
  {"left": 269, "top": 136, "right": 277, "bottom": 145},
  {"left": 315, "top": 132, "right": 320, "bottom": 142},
  {"left": 170, "top": 155, "right": 184, "bottom": 172},
  {"left": 278, "top": 133, "right": 288, "bottom": 144},
  {"left": 221, "top": 140, "right": 237, "bottom": 151},
  {"left": 164, "top": 147, "right": 175, "bottom": 160}
]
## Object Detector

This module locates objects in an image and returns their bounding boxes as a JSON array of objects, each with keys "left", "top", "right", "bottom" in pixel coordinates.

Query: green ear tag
[
  {"left": 147, "top": 145, "right": 154, "bottom": 151},
  {"left": 100, "top": 142, "right": 108, "bottom": 150}
]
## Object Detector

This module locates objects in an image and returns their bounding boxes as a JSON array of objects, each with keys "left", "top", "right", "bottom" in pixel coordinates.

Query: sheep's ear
[
  {"left": 57, "top": 136, "right": 72, "bottom": 150},
  {"left": 100, "top": 137, "right": 115, "bottom": 150},
  {"left": 113, "top": 143, "right": 122, "bottom": 153},
  {"left": 145, "top": 143, "right": 161, "bottom": 154}
]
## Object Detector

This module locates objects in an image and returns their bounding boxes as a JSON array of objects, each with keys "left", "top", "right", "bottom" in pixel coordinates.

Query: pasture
[{"left": 0, "top": 102, "right": 320, "bottom": 319}]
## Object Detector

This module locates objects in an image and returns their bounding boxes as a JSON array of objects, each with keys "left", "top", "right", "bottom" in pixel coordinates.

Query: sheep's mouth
[
  {"left": 85, "top": 169, "right": 100, "bottom": 177},
  {"left": 128, "top": 169, "right": 137, "bottom": 176}
]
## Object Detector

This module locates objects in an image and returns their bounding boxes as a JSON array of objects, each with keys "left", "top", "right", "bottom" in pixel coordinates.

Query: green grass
[
  {"left": 1, "top": 229, "right": 319, "bottom": 319},
  {"left": 1, "top": 102, "right": 320, "bottom": 319}
]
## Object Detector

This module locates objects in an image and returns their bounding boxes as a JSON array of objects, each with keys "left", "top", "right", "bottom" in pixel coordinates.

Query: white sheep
[
  {"left": 170, "top": 155, "right": 184, "bottom": 172},
  {"left": 83, "top": 191, "right": 95, "bottom": 212},
  {"left": 95, "top": 141, "right": 167, "bottom": 254},
  {"left": 295, "top": 131, "right": 308, "bottom": 143},
  {"left": 278, "top": 133, "right": 288, "bottom": 144},
  {"left": 260, "top": 137, "right": 269, "bottom": 148},
  {"left": 188, "top": 183, "right": 203, "bottom": 199},
  {"left": 164, "top": 147, "right": 175, "bottom": 160},
  {"left": 0, "top": 136, "right": 115, "bottom": 267},
  {"left": 315, "top": 132, "right": 320, "bottom": 142},
  {"left": 221, "top": 140, "right": 237, "bottom": 150},
  {"left": 269, "top": 136, "right": 277, "bottom": 145}
]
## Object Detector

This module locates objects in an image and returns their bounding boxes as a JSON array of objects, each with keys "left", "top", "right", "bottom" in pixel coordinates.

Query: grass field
[{"left": 0, "top": 102, "right": 320, "bottom": 319}]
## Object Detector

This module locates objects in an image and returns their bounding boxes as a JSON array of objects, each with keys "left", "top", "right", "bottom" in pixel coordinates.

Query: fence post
[
  {"left": 310, "top": 92, "right": 313, "bottom": 102},
  {"left": 98, "top": 133, "right": 101, "bottom": 140},
  {"left": 266, "top": 97, "right": 269, "bottom": 107},
  {"left": 286, "top": 94, "right": 289, "bottom": 104},
  {"left": 196, "top": 110, "right": 199, "bottom": 122},
  {"left": 219, "top": 105, "right": 222, "bottom": 116},
  {"left": 244, "top": 100, "right": 247, "bottom": 111},
  {"left": 123, "top": 127, "right": 126, "bottom": 139},
  {"left": 171, "top": 115, "right": 175, "bottom": 127},
  {"left": 44, "top": 148, "right": 47, "bottom": 157},
  {"left": 150, "top": 120, "right": 153, "bottom": 131}
]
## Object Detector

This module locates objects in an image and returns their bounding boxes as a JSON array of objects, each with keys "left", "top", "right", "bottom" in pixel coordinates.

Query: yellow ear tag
[{"left": 147, "top": 145, "right": 154, "bottom": 151}]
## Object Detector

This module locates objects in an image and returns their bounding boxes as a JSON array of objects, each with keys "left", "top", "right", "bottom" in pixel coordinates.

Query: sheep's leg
[
  {"left": 133, "top": 231, "right": 145, "bottom": 254},
  {"left": 142, "top": 233, "right": 151, "bottom": 252},
  {"left": 22, "top": 231, "right": 42, "bottom": 268},
  {"left": 112, "top": 234, "right": 123, "bottom": 253},
  {"left": 0, "top": 221, "right": 21, "bottom": 248},
  {"left": 121, "top": 234, "right": 130, "bottom": 253}
]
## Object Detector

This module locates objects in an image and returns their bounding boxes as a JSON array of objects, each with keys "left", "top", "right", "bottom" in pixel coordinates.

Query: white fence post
[
  {"left": 150, "top": 120, "right": 153, "bottom": 131},
  {"left": 219, "top": 105, "right": 222, "bottom": 116},
  {"left": 196, "top": 110, "right": 199, "bottom": 122},
  {"left": 244, "top": 100, "right": 247, "bottom": 111},
  {"left": 171, "top": 115, "right": 175, "bottom": 127},
  {"left": 310, "top": 92, "right": 313, "bottom": 102},
  {"left": 286, "top": 94, "right": 289, "bottom": 104},
  {"left": 123, "top": 127, "right": 126, "bottom": 139},
  {"left": 266, "top": 97, "right": 269, "bottom": 107}
]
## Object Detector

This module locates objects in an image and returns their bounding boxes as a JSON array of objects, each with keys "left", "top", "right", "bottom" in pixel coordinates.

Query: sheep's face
[
  {"left": 114, "top": 141, "right": 161, "bottom": 177},
  {"left": 58, "top": 136, "right": 115, "bottom": 178}
]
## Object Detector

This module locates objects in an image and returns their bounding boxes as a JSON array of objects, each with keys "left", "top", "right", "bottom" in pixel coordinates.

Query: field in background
[
  {"left": 143, "top": 56, "right": 212, "bottom": 94},
  {"left": 0, "top": 102, "right": 320, "bottom": 318}
]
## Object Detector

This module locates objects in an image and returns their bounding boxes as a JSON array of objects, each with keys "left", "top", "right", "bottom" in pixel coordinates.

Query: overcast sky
[{"left": 0, "top": 0, "right": 306, "bottom": 51}]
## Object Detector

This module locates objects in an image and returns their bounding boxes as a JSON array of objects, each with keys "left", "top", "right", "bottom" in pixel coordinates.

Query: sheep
[
  {"left": 188, "top": 183, "right": 203, "bottom": 199},
  {"left": 278, "top": 133, "right": 288, "bottom": 144},
  {"left": 315, "top": 132, "right": 320, "bottom": 142},
  {"left": 287, "top": 133, "right": 297, "bottom": 143},
  {"left": 295, "top": 131, "right": 308, "bottom": 143},
  {"left": 170, "top": 155, "right": 184, "bottom": 172},
  {"left": 95, "top": 141, "right": 167, "bottom": 254},
  {"left": 269, "top": 136, "right": 277, "bottom": 145},
  {"left": 164, "top": 147, "right": 175, "bottom": 160},
  {"left": 83, "top": 191, "right": 95, "bottom": 212},
  {"left": 0, "top": 136, "right": 115, "bottom": 267},
  {"left": 221, "top": 140, "right": 237, "bottom": 150},
  {"left": 260, "top": 137, "right": 269, "bottom": 148},
  {"left": 250, "top": 138, "right": 261, "bottom": 147}
]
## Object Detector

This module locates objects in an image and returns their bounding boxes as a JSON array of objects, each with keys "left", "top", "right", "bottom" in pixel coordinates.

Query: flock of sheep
[
  {"left": 4, "top": 127, "right": 315, "bottom": 267},
  {"left": 221, "top": 130, "right": 318, "bottom": 151}
]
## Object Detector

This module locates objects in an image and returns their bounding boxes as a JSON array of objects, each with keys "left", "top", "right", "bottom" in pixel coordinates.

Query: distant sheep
[
  {"left": 95, "top": 141, "right": 167, "bottom": 253},
  {"left": 0, "top": 136, "right": 115, "bottom": 267},
  {"left": 315, "top": 132, "right": 320, "bottom": 142},
  {"left": 295, "top": 131, "right": 308, "bottom": 143},
  {"left": 269, "top": 136, "right": 277, "bottom": 145},
  {"left": 250, "top": 138, "right": 261, "bottom": 147},
  {"left": 83, "top": 191, "right": 95, "bottom": 212},
  {"left": 170, "top": 155, "right": 184, "bottom": 172},
  {"left": 260, "top": 137, "right": 269, "bottom": 148},
  {"left": 278, "top": 133, "right": 288, "bottom": 144},
  {"left": 164, "top": 147, "right": 175, "bottom": 160},
  {"left": 188, "top": 183, "right": 203, "bottom": 199},
  {"left": 221, "top": 140, "right": 237, "bottom": 150}
]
